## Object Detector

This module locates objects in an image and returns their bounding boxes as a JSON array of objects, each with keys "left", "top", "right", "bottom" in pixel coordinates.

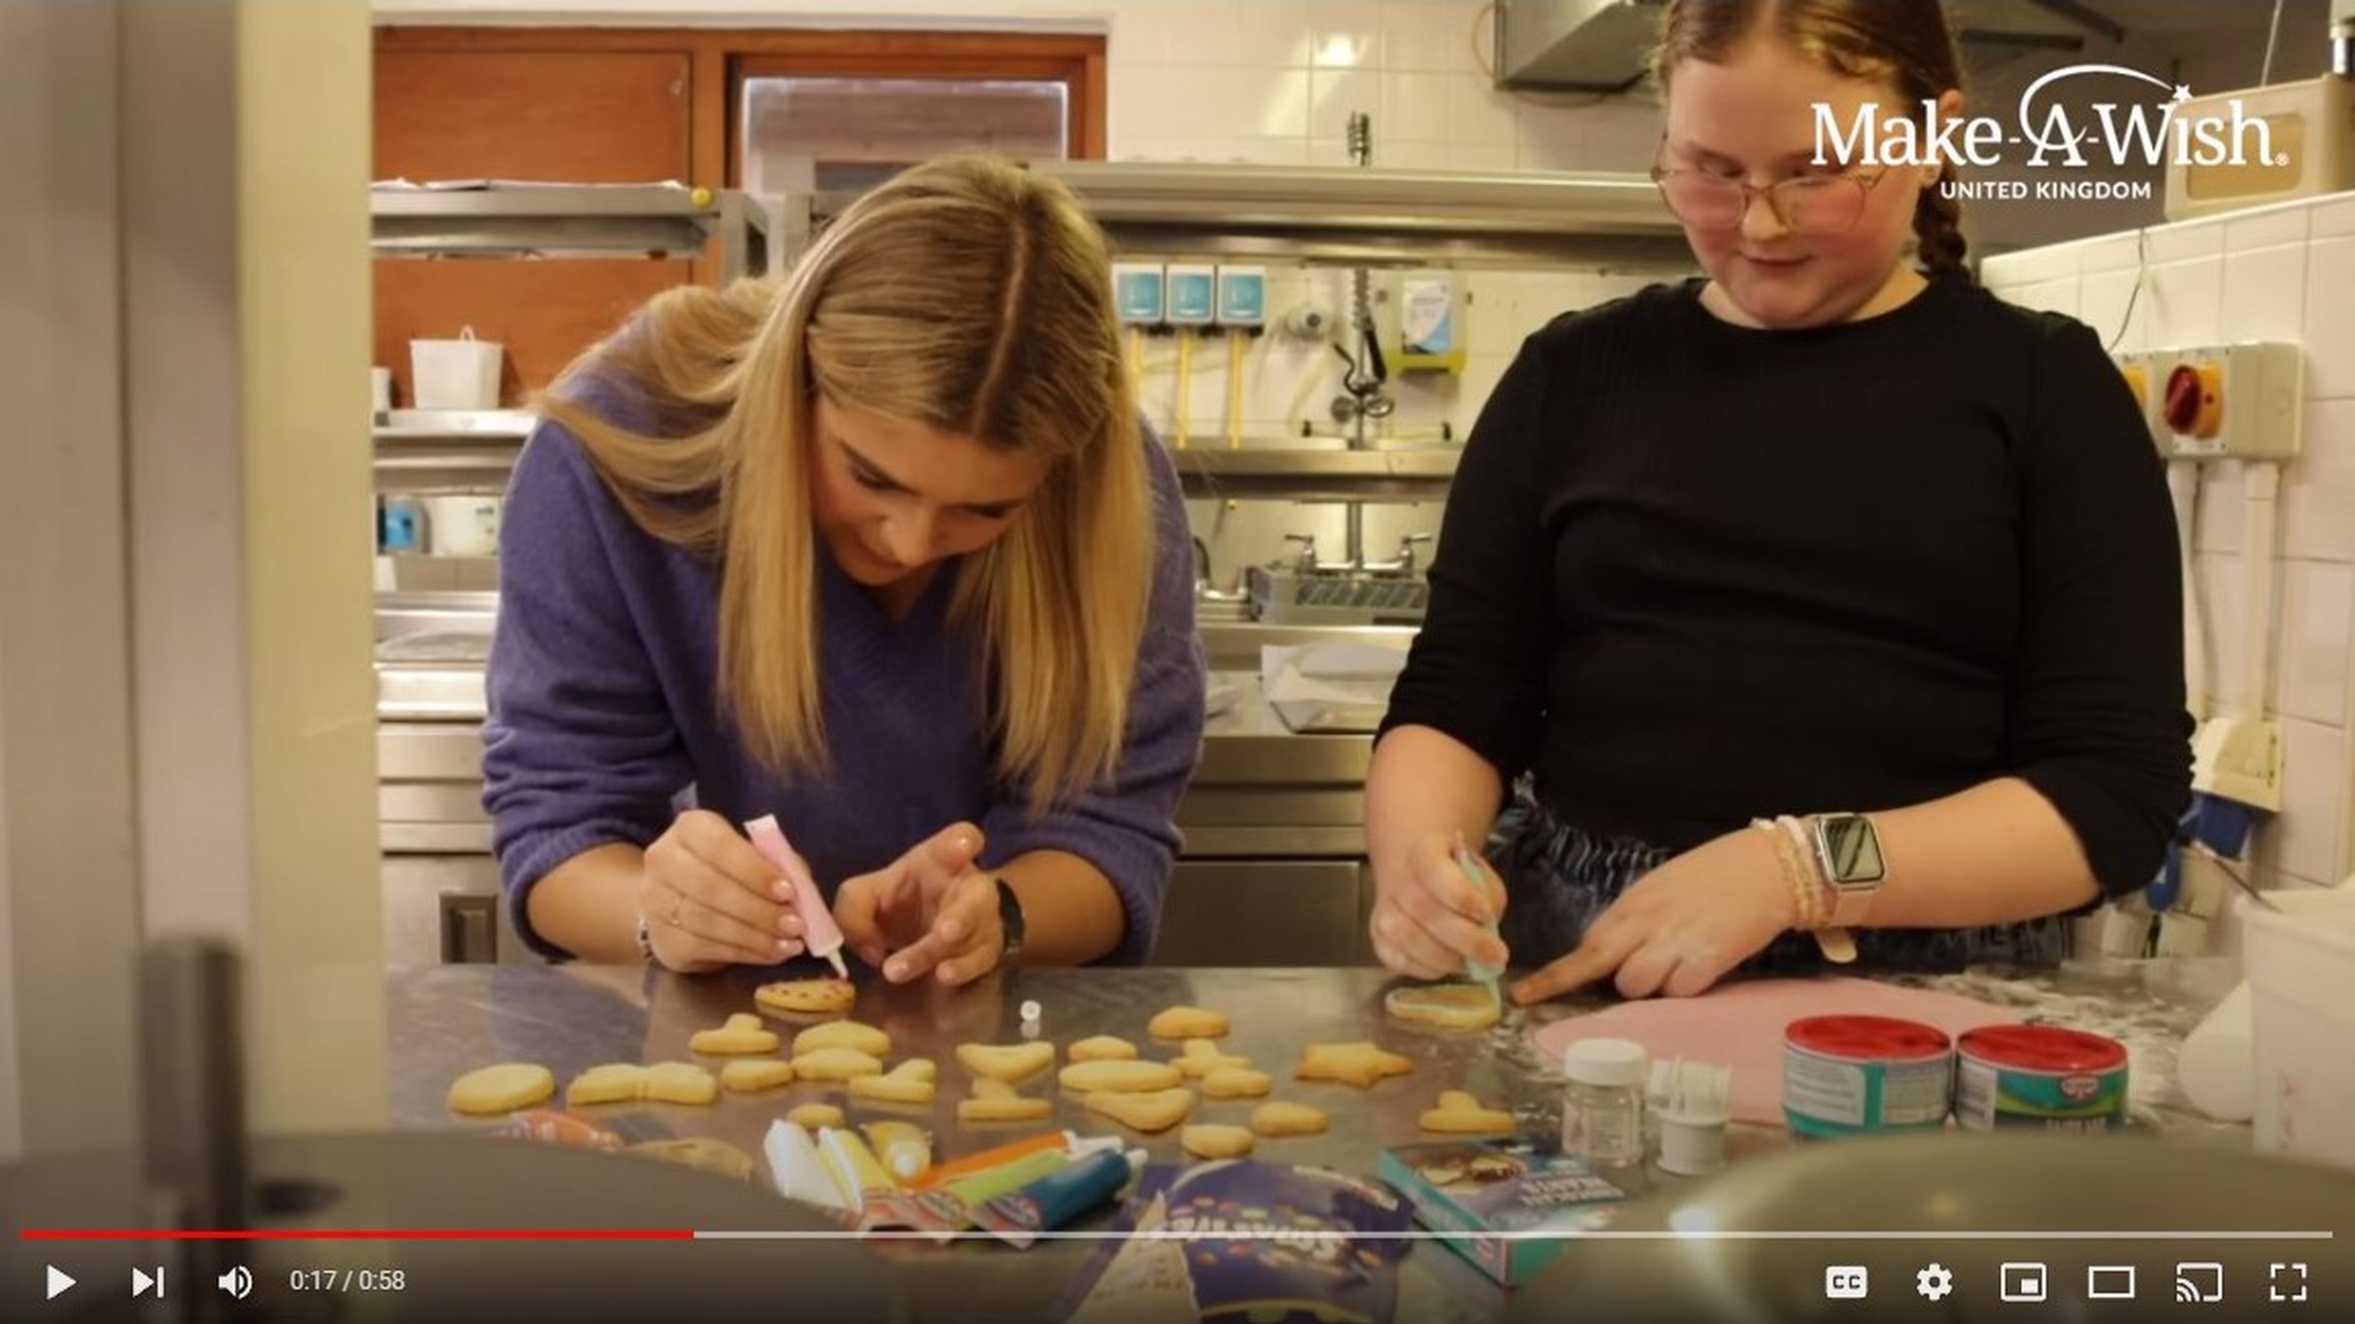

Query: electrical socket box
[
  {"left": 2113, "top": 341, "right": 2303, "bottom": 461},
  {"left": 1165, "top": 264, "right": 1216, "bottom": 326},
  {"left": 2191, "top": 714, "right": 2284, "bottom": 812},
  {"left": 1113, "top": 263, "right": 1166, "bottom": 326},
  {"left": 1213, "top": 265, "right": 1267, "bottom": 328}
]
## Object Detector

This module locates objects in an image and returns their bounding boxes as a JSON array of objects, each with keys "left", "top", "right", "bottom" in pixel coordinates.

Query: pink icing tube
[{"left": 744, "top": 814, "right": 847, "bottom": 978}]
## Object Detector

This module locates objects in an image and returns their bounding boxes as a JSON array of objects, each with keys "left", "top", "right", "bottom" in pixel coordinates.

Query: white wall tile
[
  {"left": 1308, "top": 66, "right": 1380, "bottom": 141},
  {"left": 2077, "top": 233, "right": 2142, "bottom": 275},
  {"left": 1442, "top": 142, "right": 1516, "bottom": 171},
  {"left": 1379, "top": 0, "right": 1479, "bottom": 74},
  {"left": 2146, "top": 215, "right": 2225, "bottom": 264},
  {"left": 2258, "top": 717, "right": 2349, "bottom": 889},
  {"left": 1226, "top": 0, "right": 1313, "bottom": 67},
  {"left": 1113, "top": 1, "right": 1219, "bottom": 66},
  {"left": 2079, "top": 268, "right": 2150, "bottom": 352},
  {"left": 2146, "top": 256, "right": 2222, "bottom": 348},
  {"left": 2218, "top": 243, "right": 2307, "bottom": 344},
  {"left": 2302, "top": 237, "right": 2355, "bottom": 399},
  {"left": 1308, "top": 0, "right": 1383, "bottom": 68},
  {"left": 1447, "top": 73, "right": 1515, "bottom": 147},
  {"left": 2223, "top": 201, "right": 2310, "bottom": 252},
  {"left": 2278, "top": 558, "right": 2354, "bottom": 727},
  {"left": 2309, "top": 192, "right": 2355, "bottom": 239},
  {"left": 2195, "top": 550, "right": 2247, "bottom": 714},
  {"left": 2193, "top": 459, "right": 2244, "bottom": 555},
  {"left": 1981, "top": 243, "right": 2079, "bottom": 287},
  {"left": 2284, "top": 398, "right": 2355, "bottom": 562},
  {"left": 1380, "top": 70, "right": 1450, "bottom": 142},
  {"left": 1230, "top": 67, "right": 1312, "bottom": 138}
]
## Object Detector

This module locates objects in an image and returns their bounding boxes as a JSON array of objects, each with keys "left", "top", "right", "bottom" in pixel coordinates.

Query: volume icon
[{"left": 218, "top": 1266, "right": 253, "bottom": 1300}]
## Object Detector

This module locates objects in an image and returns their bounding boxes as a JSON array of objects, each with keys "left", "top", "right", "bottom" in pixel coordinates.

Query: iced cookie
[
  {"left": 1384, "top": 983, "right": 1503, "bottom": 1032},
  {"left": 755, "top": 979, "right": 857, "bottom": 1016},
  {"left": 447, "top": 1063, "right": 555, "bottom": 1116}
]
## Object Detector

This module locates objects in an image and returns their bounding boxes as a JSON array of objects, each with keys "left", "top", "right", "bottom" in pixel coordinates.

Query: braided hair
[{"left": 1651, "top": 0, "right": 1975, "bottom": 283}]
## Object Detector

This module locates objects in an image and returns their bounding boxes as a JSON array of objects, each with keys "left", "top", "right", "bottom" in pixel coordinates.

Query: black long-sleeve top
[{"left": 1381, "top": 275, "right": 2193, "bottom": 898}]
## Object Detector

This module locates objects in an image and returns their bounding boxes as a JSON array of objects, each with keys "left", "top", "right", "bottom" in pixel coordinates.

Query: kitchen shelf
[
  {"left": 370, "top": 183, "right": 781, "bottom": 280},
  {"left": 1170, "top": 446, "right": 1459, "bottom": 502},
  {"left": 373, "top": 409, "right": 536, "bottom": 441}
]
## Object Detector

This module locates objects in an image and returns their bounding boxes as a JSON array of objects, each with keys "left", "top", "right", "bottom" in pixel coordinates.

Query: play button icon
[{"left": 45, "top": 1265, "right": 76, "bottom": 1300}]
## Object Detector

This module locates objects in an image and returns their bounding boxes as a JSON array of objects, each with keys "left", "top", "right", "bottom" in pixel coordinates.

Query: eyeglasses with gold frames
[{"left": 1649, "top": 141, "right": 1894, "bottom": 235}]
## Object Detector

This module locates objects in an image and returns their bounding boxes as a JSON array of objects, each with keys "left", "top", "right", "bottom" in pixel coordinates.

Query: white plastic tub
[
  {"left": 2241, "top": 882, "right": 2355, "bottom": 1169},
  {"left": 409, "top": 327, "right": 504, "bottom": 410}
]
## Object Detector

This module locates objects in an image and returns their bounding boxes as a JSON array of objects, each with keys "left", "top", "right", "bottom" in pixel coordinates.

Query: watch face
[{"left": 1818, "top": 815, "right": 1885, "bottom": 885}]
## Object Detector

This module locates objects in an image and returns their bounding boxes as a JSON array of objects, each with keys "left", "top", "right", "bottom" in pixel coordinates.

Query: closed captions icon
[{"left": 1825, "top": 1265, "right": 1869, "bottom": 1300}]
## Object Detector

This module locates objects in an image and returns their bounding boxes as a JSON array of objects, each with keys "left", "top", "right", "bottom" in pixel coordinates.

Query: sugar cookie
[
  {"left": 447, "top": 1063, "right": 555, "bottom": 1115},
  {"left": 755, "top": 979, "right": 857, "bottom": 1016},
  {"left": 1419, "top": 1089, "right": 1516, "bottom": 1133},
  {"left": 1295, "top": 1041, "right": 1414, "bottom": 1089},
  {"left": 792, "top": 1020, "right": 892, "bottom": 1058},
  {"left": 1249, "top": 1100, "right": 1330, "bottom": 1137},
  {"left": 957, "top": 1041, "right": 1056, "bottom": 1083},
  {"left": 849, "top": 1058, "right": 938, "bottom": 1105},
  {"left": 1147, "top": 1005, "right": 1229, "bottom": 1040},
  {"left": 792, "top": 1047, "right": 885, "bottom": 1081},
  {"left": 1170, "top": 1038, "right": 1252, "bottom": 1079},
  {"left": 1068, "top": 1034, "right": 1139, "bottom": 1062},
  {"left": 1085, "top": 1087, "right": 1193, "bottom": 1134},
  {"left": 1059, "top": 1058, "right": 1183, "bottom": 1094},
  {"left": 565, "top": 1063, "right": 651, "bottom": 1106},
  {"left": 957, "top": 1077, "right": 1053, "bottom": 1124},
  {"left": 718, "top": 1059, "right": 796, "bottom": 1093},
  {"left": 690, "top": 1012, "right": 782, "bottom": 1056},
  {"left": 1181, "top": 1124, "right": 1256, "bottom": 1160},
  {"left": 644, "top": 1061, "right": 717, "bottom": 1105},
  {"left": 629, "top": 1137, "right": 755, "bottom": 1181},
  {"left": 1384, "top": 983, "right": 1503, "bottom": 1032},
  {"left": 1201, "top": 1067, "right": 1272, "bottom": 1099},
  {"left": 787, "top": 1102, "right": 845, "bottom": 1129}
]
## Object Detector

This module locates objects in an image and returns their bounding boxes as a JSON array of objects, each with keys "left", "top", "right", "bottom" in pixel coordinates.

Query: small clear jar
[{"left": 1561, "top": 1037, "right": 1649, "bottom": 1166}]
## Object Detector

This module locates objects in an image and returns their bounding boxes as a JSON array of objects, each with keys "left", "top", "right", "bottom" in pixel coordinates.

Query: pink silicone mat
[{"left": 1530, "top": 976, "right": 2018, "bottom": 1125}]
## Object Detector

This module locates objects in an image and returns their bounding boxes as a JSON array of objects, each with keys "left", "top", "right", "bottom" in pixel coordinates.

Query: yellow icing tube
[{"left": 817, "top": 1126, "right": 898, "bottom": 1201}]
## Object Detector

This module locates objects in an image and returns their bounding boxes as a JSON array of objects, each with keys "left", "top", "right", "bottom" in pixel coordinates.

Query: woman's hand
[
  {"left": 1368, "top": 831, "right": 1510, "bottom": 981},
  {"left": 833, "top": 823, "right": 1005, "bottom": 988},
  {"left": 1510, "top": 827, "right": 1796, "bottom": 1003},
  {"left": 639, "top": 809, "right": 805, "bottom": 973}
]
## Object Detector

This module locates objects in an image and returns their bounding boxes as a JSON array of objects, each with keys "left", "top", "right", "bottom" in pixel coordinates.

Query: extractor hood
[{"left": 1494, "top": 0, "right": 1669, "bottom": 94}]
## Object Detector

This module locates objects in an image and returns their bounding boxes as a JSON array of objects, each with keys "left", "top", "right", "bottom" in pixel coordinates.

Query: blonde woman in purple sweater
[{"left": 484, "top": 156, "right": 1205, "bottom": 984}]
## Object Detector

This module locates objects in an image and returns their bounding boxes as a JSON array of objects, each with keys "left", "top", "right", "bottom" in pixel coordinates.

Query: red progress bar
[{"left": 20, "top": 1229, "right": 693, "bottom": 1242}]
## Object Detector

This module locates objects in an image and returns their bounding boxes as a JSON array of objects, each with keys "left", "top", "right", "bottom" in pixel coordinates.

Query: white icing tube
[{"left": 763, "top": 1120, "right": 852, "bottom": 1211}]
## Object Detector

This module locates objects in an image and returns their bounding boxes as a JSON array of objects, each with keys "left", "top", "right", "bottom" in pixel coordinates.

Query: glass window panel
[{"left": 740, "top": 76, "right": 1069, "bottom": 195}]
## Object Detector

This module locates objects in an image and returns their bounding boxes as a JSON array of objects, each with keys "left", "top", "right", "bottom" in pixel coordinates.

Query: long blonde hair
[{"left": 541, "top": 155, "right": 1152, "bottom": 814}]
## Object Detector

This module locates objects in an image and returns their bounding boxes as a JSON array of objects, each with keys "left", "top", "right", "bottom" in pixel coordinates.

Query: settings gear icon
[{"left": 1915, "top": 1263, "right": 1956, "bottom": 1301}]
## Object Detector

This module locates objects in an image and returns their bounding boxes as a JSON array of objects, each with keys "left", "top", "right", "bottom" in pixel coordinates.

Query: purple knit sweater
[{"left": 481, "top": 399, "right": 1206, "bottom": 965}]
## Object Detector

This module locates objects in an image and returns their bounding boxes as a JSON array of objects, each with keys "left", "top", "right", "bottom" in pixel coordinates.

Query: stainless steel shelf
[
  {"left": 1170, "top": 446, "right": 1458, "bottom": 502},
  {"left": 370, "top": 184, "right": 778, "bottom": 280}
]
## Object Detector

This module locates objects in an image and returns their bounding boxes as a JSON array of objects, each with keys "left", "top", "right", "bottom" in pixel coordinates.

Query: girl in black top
[{"left": 1369, "top": 0, "right": 2191, "bottom": 1002}]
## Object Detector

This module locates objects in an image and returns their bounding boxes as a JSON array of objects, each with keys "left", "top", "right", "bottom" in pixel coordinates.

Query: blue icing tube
[
  {"left": 975, "top": 1148, "right": 1134, "bottom": 1247},
  {"left": 1455, "top": 837, "right": 1504, "bottom": 989}
]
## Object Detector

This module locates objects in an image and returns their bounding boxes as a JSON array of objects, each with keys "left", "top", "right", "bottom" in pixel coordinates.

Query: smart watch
[
  {"left": 994, "top": 877, "right": 1026, "bottom": 966},
  {"left": 1809, "top": 812, "right": 1887, "bottom": 928}
]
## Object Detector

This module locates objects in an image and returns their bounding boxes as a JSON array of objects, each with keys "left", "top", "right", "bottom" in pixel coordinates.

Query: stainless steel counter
[{"left": 386, "top": 961, "right": 2244, "bottom": 1323}]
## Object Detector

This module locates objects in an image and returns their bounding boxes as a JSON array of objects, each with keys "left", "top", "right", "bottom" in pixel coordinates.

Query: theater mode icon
[{"left": 2087, "top": 1265, "right": 2138, "bottom": 1300}]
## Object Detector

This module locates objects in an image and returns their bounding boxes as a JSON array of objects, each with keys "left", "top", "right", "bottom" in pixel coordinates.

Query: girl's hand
[
  {"left": 638, "top": 810, "right": 805, "bottom": 972},
  {"left": 1367, "top": 830, "right": 1510, "bottom": 980},
  {"left": 1509, "top": 827, "right": 1797, "bottom": 1003},
  {"left": 832, "top": 823, "right": 1006, "bottom": 988}
]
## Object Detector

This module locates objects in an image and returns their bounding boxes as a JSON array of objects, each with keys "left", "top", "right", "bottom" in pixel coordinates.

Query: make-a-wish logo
[{"left": 1812, "top": 64, "right": 2287, "bottom": 201}]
